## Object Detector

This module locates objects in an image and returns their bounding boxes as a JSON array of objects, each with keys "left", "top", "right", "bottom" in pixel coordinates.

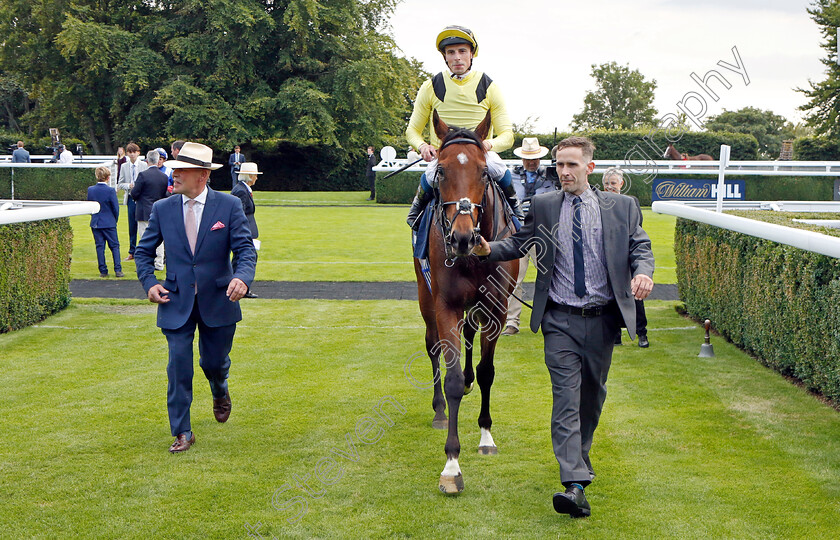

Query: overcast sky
[{"left": 387, "top": 0, "right": 827, "bottom": 133}]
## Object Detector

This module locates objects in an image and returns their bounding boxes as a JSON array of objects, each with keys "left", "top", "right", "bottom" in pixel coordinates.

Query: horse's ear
[
  {"left": 432, "top": 110, "right": 449, "bottom": 142},
  {"left": 474, "top": 111, "right": 491, "bottom": 142}
]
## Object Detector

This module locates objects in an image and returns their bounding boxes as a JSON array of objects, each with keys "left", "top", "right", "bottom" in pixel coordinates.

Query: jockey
[{"left": 405, "top": 25, "right": 523, "bottom": 229}]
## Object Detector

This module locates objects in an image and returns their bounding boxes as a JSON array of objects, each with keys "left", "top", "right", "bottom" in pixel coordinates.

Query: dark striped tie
[{"left": 572, "top": 196, "right": 586, "bottom": 298}]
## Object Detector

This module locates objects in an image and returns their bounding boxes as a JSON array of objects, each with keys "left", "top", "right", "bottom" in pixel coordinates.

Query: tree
[
  {"left": 798, "top": 0, "right": 840, "bottom": 138},
  {"left": 704, "top": 107, "right": 792, "bottom": 159},
  {"left": 571, "top": 62, "right": 657, "bottom": 130},
  {"left": 0, "top": 0, "right": 426, "bottom": 164}
]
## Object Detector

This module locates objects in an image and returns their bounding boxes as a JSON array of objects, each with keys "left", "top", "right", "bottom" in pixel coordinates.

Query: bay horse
[
  {"left": 412, "top": 110, "right": 519, "bottom": 494},
  {"left": 664, "top": 143, "right": 713, "bottom": 161}
]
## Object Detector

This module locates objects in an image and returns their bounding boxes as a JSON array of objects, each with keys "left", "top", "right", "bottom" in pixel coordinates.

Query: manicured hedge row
[
  {"left": 0, "top": 218, "right": 73, "bottom": 333},
  {"left": 793, "top": 137, "right": 840, "bottom": 161},
  {"left": 0, "top": 167, "right": 94, "bottom": 200},
  {"left": 497, "top": 129, "right": 759, "bottom": 161},
  {"left": 675, "top": 212, "right": 840, "bottom": 402}
]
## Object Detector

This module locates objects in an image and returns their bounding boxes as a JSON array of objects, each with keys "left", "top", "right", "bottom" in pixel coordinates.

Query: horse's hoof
[
  {"left": 464, "top": 382, "right": 474, "bottom": 395},
  {"left": 478, "top": 445, "right": 498, "bottom": 455},
  {"left": 432, "top": 417, "right": 448, "bottom": 430},
  {"left": 438, "top": 473, "right": 464, "bottom": 494}
]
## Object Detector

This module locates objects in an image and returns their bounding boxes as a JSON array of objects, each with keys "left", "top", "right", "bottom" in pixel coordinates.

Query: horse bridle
[{"left": 434, "top": 137, "right": 489, "bottom": 261}]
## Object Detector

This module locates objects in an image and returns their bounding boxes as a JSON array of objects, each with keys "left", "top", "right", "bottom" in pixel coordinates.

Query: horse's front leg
[
  {"left": 475, "top": 291, "right": 508, "bottom": 456},
  {"left": 462, "top": 317, "right": 478, "bottom": 395},
  {"left": 436, "top": 306, "right": 465, "bottom": 494}
]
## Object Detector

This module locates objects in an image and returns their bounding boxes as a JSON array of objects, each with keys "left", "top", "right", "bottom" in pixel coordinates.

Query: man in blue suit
[
  {"left": 228, "top": 145, "right": 245, "bottom": 184},
  {"left": 87, "top": 165, "right": 123, "bottom": 277},
  {"left": 135, "top": 142, "right": 257, "bottom": 454},
  {"left": 12, "top": 141, "right": 30, "bottom": 163}
]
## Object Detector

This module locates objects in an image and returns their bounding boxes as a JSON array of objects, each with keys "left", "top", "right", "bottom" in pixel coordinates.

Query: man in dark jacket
[
  {"left": 602, "top": 167, "right": 649, "bottom": 348},
  {"left": 366, "top": 146, "right": 377, "bottom": 201},
  {"left": 131, "top": 150, "right": 169, "bottom": 271}
]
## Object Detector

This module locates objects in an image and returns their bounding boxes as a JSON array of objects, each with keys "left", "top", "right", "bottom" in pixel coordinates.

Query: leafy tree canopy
[
  {"left": 571, "top": 61, "right": 657, "bottom": 131},
  {"left": 704, "top": 107, "right": 793, "bottom": 159},
  {"left": 798, "top": 0, "right": 840, "bottom": 138},
  {"left": 0, "top": 0, "right": 427, "bottom": 161}
]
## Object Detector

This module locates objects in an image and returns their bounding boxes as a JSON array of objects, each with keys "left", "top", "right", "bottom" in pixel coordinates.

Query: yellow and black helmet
[{"left": 436, "top": 25, "right": 479, "bottom": 57}]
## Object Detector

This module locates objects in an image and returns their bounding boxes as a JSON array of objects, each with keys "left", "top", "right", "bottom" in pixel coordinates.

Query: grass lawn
[
  {"left": 69, "top": 193, "right": 678, "bottom": 283},
  {"left": 2, "top": 299, "right": 839, "bottom": 538}
]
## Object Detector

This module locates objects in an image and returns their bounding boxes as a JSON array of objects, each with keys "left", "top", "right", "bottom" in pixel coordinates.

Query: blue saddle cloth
[{"left": 412, "top": 197, "right": 436, "bottom": 260}]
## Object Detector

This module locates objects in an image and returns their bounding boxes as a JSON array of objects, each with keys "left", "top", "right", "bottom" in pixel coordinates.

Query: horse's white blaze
[
  {"left": 441, "top": 457, "right": 461, "bottom": 476},
  {"left": 479, "top": 428, "right": 496, "bottom": 448},
  {"left": 457, "top": 152, "right": 468, "bottom": 165}
]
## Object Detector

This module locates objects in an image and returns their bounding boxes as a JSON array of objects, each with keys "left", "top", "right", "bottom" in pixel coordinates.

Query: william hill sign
[{"left": 652, "top": 178, "right": 745, "bottom": 202}]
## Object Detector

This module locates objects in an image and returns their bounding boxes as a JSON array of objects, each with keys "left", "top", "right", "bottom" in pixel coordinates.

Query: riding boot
[
  {"left": 501, "top": 183, "right": 526, "bottom": 222},
  {"left": 406, "top": 187, "right": 434, "bottom": 230}
]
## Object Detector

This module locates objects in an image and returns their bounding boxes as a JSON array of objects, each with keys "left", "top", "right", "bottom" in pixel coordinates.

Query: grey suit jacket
[
  {"left": 117, "top": 159, "right": 149, "bottom": 203},
  {"left": 486, "top": 187, "right": 654, "bottom": 338}
]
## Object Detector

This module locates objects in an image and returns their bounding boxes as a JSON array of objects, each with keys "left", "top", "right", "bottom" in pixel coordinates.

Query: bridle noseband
[{"left": 435, "top": 136, "right": 488, "bottom": 261}]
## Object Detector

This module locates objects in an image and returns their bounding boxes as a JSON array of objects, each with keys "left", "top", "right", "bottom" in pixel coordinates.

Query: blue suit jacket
[
  {"left": 229, "top": 153, "right": 246, "bottom": 179},
  {"left": 135, "top": 188, "right": 257, "bottom": 330},
  {"left": 12, "top": 148, "right": 30, "bottom": 163},
  {"left": 130, "top": 167, "right": 169, "bottom": 221},
  {"left": 230, "top": 180, "right": 258, "bottom": 239},
  {"left": 87, "top": 183, "right": 120, "bottom": 229}
]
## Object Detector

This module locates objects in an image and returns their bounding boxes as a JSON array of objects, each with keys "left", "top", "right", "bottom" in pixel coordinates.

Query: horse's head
[{"left": 433, "top": 110, "right": 491, "bottom": 258}]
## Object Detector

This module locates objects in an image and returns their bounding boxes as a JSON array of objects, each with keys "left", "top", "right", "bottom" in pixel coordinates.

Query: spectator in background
[
  {"left": 502, "top": 137, "right": 555, "bottom": 336},
  {"left": 229, "top": 145, "right": 245, "bottom": 184},
  {"left": 407, "top": 147, "right": 420, "bottom": 162},
  {"left": 115, "top": 146, "right": 126, "bottom": 179},
  {"left": 602, "top": 167, "right": 649, "bottom": 348},
  {"left": 117, "top": 142, "right": 148, "bottom": 260},
  {"left": 156, "top": 148, "right": 173, "bottom": 178},
  {"left": 231, "top": 162, "right": 262, "bottom": 299},
  {"left": 12, "top": 141, "right": 30, "bottom": 163},
  {"left": 58, "top": 144, "right": 74, "bottom": 164},
  {"left": 131, "top": 150, "right": 169, "bottom": 271},
  {"left": 87, "top": 165, "right": 123, "bottom": 278},
  {"left": 167, "top": 141, "right": 186, "bottom": 193},
  {"left": 366, "top": 146, "right": 377, "bottom": 201}
]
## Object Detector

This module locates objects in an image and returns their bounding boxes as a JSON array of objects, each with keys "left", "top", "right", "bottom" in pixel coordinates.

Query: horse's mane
[{"left": 439, "top": 126, "right": 484, "bottom": 151}]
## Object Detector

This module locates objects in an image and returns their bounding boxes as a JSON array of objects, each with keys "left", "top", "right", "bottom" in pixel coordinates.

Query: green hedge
[
  {"left": 497, "top": 129, "right": 759, "bottom": 160},
  {"left": 675, "top": 212, "right": 840, "bottom": 402},
  {"left": 0, "top": 167, "right": 94, "bottom": 200},
  {"left": 0, "top": 218, "right": 73, "bottom": 333},
  {"left": 793, "top": 137, "right": 840, "bottom": 161}
]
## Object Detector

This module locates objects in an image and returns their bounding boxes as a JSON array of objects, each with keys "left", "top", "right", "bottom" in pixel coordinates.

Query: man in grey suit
[
  {"left": 12, "top": 141, "right": 30, "bottom": 163},
  {"left": 473, "top": 136, "right": 654, "bottom": 518}
]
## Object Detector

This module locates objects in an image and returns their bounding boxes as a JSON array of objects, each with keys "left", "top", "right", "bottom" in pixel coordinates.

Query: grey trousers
[{"left": 541, "top": 300, "right": 620, "bottom": 485}]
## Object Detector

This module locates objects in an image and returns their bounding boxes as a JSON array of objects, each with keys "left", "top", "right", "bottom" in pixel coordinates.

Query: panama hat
[
  {"left": 163, "top": 142, "right": 222, "bottom": 170},
  {"left": 239, "top": 162, "right": 262, "bottom": 175},
  {"left": 513, "top": 137, "right": 549, "bottom": 159}
]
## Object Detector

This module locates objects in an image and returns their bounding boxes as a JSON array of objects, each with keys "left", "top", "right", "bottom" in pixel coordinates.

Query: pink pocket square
[{"left": 210, "top": 221, "right": 225, "bottom": 231}]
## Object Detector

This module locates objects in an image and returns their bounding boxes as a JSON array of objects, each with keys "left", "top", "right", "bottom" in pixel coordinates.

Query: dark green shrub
[
  {"left": 0, "top": 167, "right": 95, "bottom": 200},
  {"left": 793, "top": 137, "right": 840, "bottom": 161},
  {"left": 675, "top": 212, "right": 840, "bottom": 402},
  {"left": 0, "top": 218, "right": 73, "bottom": 333}
]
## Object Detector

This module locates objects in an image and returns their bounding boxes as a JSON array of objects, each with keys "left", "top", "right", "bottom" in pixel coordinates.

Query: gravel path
[{"left": 70, "top": 280, "right": 679, "bottom": 301}]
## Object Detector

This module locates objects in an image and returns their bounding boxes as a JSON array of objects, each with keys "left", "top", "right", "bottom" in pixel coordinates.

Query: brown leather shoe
[
  {"left": 169, "top": 432, "right": 195, "bottom": 453},
  {"left": 213, "top": 391, "right": 232, "bottom": 423}
]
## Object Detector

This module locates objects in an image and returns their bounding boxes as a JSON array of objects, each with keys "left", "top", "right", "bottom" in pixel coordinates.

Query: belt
[{"left": 547, "top": 299, "right": 617, "bottom": 318}]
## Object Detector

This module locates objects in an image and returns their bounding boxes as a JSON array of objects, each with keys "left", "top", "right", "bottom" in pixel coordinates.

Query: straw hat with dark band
[{"left": 163, "top": 142, "right": 223, "bottom": 170}]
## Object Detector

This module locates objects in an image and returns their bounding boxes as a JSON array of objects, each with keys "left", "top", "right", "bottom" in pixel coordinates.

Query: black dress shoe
[
  {"left": 638, "top": 335, "right": 649, "bottom": 348},
  {"left": 243, "top": 291, "right": 258, "bottom": 299},
  {"left": 553, "top": 485, "right": 591, "bottom": 518}
]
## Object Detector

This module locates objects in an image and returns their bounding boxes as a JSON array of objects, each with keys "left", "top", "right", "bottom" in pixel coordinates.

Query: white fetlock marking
[
  {"left": 479, "top": 428, "right": 496, "bottom": 448},
  {"left": 441, "top": 458, "right": 461, "bottom": 477},
  {"left": 457, "top": 152, "right": 468, "bottom": 165}
]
